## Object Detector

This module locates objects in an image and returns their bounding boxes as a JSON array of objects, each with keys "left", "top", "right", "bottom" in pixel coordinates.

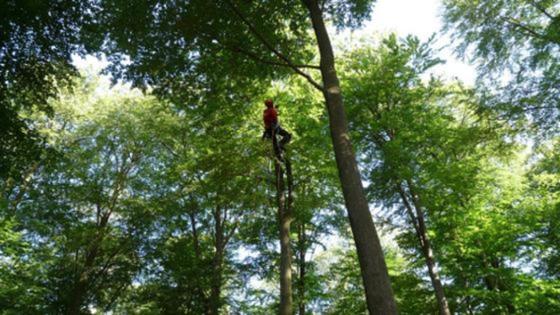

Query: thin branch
[
  {"left": 501, "top": 16, "right": 550, "bottom": 42},
  {"left": 88, "top": 244, "right": 127, "bottom": 291},
  {"left": 224, "top": 0, "right": 324, "bottom": 91},
  {"left": 106, "top": 153, "right": 138, "bottom": 219},
  {"left": 519, "top": 105, "right": 558, "bottom": 111},
  {"left": 223, "top": 221, "right": 239, "bottom": 249},
  {"left": 396, "top": 184, "right": 424, "bottom": 248},
  {"left": 528, "top": 0, "right": 555, "bottom": 20},
  {"left": 104, "top": 282, "right": 129, "bottom": 313},
  {"left": 162, "top": 141, "right": 179, "bottom": 158}
]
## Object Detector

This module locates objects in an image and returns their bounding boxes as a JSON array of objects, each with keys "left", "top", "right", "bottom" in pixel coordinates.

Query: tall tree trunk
[
  {"left": 188, "top": 208, "right": 210, "bottom": 309},
  {"left": 398, "top": 183, "right": 451, "bottom": 315},
  {"left": 493, "top": 259, "right": 516, "bottom": 314},
  {"left": 297, "top": 222, "right": 306, "bottom": 315},
  {"left": 67, "top": 276, "right": 88, "bottom": 314},
  {"left": 276, "top": 159, "right": 293, "bottom": 315},
  {"left": 67, "top": 216, "right": 107, "bottom": 315},
  {"left": 66, "top": 163, "right": 132, "bottom": 314},
  {"left": 67, "top": 267, "right": 90, "bottom": 314},
  {"left": 210, "top": 205, "right": 225, "bottom": 315},
  {"left": 302, "top": 1, "right": 397, "bottom": 313},
  {"left": 480, "top": 253, "right": 516, "bottom": 314},
  {"left": 189, "top": 208, "right": 201, "bottom": 259}
]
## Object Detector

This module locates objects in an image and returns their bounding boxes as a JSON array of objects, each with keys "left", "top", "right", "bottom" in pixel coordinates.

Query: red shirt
[{"left": 263, "top": 107, "right": 278, "bottom": 128}]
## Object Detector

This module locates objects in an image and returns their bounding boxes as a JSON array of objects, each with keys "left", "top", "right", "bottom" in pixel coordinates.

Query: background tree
[
  {"left": 1, "top": 70, "right": 167, "bottom": 313},
  {"left": 340, "top": 33, "right": 560, "bottom": 313},
  {"left": 0, "top": 0, "right": 97, "bottom": 184},
  {"left": 442, "top": 0, "right": 560, "bottom": 134}
]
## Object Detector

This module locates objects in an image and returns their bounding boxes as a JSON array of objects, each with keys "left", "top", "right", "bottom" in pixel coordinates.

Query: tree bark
[
  {"left": 276, "top": 159, "right": 293, "bottom": 315},
  {"left": 302, "top": 1, "right": 397, "bottom": 314},
  {"left": 297, "top": 222, "right": 306, "bottom": 315},
  {"left": 398, "top": 183, "right": 451, "bottom": 315},
  {"left": 67, "top": 275, "right": 88, "bottom": 314},
  {"left": 189, "top": 210, "right": 201, "bottom": 260},
  {"left": 67, "top": 216, "right": 106, "bottom": 315},
  {"left": 480, "top": 253, "right": 516, "bottom": 314},
  {"left": 66, "top": 158, "right": 134, "bottom": 314},
  {"left": 210, "top": 205, "right": 225, "bottom": 315},
  {"left": 67, "top": 253, "right": 96, "bottom": 315}
]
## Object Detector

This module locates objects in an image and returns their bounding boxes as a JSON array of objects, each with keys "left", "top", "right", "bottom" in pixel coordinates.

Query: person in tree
[{"left": 261, "top": 99, "right": 291, "bottom": 150}]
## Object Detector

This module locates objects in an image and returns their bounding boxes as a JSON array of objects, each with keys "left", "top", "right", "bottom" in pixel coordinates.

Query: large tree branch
[
  {"left": 224, "top": 0, "right": 324, "bottom": 91},
  {"left": 105, "top": 150, "right": 140, "bottom": 220},
  {"left": 223, "top": 42, "right": 320, "bottom": 69},
  {"left": 88, "top": 241, "right": 129, "bottom": 293}
]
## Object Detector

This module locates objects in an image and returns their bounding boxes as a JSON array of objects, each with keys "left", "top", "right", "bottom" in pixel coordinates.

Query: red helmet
[{"left": 264, "top": 99, "right": 274, "bottom": 108}]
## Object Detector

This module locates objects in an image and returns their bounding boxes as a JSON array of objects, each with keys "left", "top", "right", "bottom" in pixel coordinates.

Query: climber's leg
[
  {"left": 277, "top": 126, "right": 292, "bottom": 149},
  {"left": 271, "top": 126, "right": 284, "bottom": 162},
  {"left": 262, "top": 128, "right": 272, "bottom": 140}
]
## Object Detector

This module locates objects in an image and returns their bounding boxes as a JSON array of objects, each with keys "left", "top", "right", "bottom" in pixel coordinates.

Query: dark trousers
[{"left": 262, "top": 125, "right": 292, "bottom": 148}]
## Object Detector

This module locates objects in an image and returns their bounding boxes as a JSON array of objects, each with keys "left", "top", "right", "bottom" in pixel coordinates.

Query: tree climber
[{"left": 261, "top": 99, "right": 292, "bottom": 150}]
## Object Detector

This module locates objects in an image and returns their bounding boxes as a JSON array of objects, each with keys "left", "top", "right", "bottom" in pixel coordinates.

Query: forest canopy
[{"left": 1, "top": 0, "right": 559, "bottom": 314}]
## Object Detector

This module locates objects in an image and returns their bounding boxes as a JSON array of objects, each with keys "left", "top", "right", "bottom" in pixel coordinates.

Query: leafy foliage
[
  {"left": 443, "top": 0, "right": 560, "bottom": 134},
  {"left": 0, "top": 0, "right": 96, "bottom": 182},
  {"left": 2, "top": 2, "right": 560, "bottom": 314}
]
